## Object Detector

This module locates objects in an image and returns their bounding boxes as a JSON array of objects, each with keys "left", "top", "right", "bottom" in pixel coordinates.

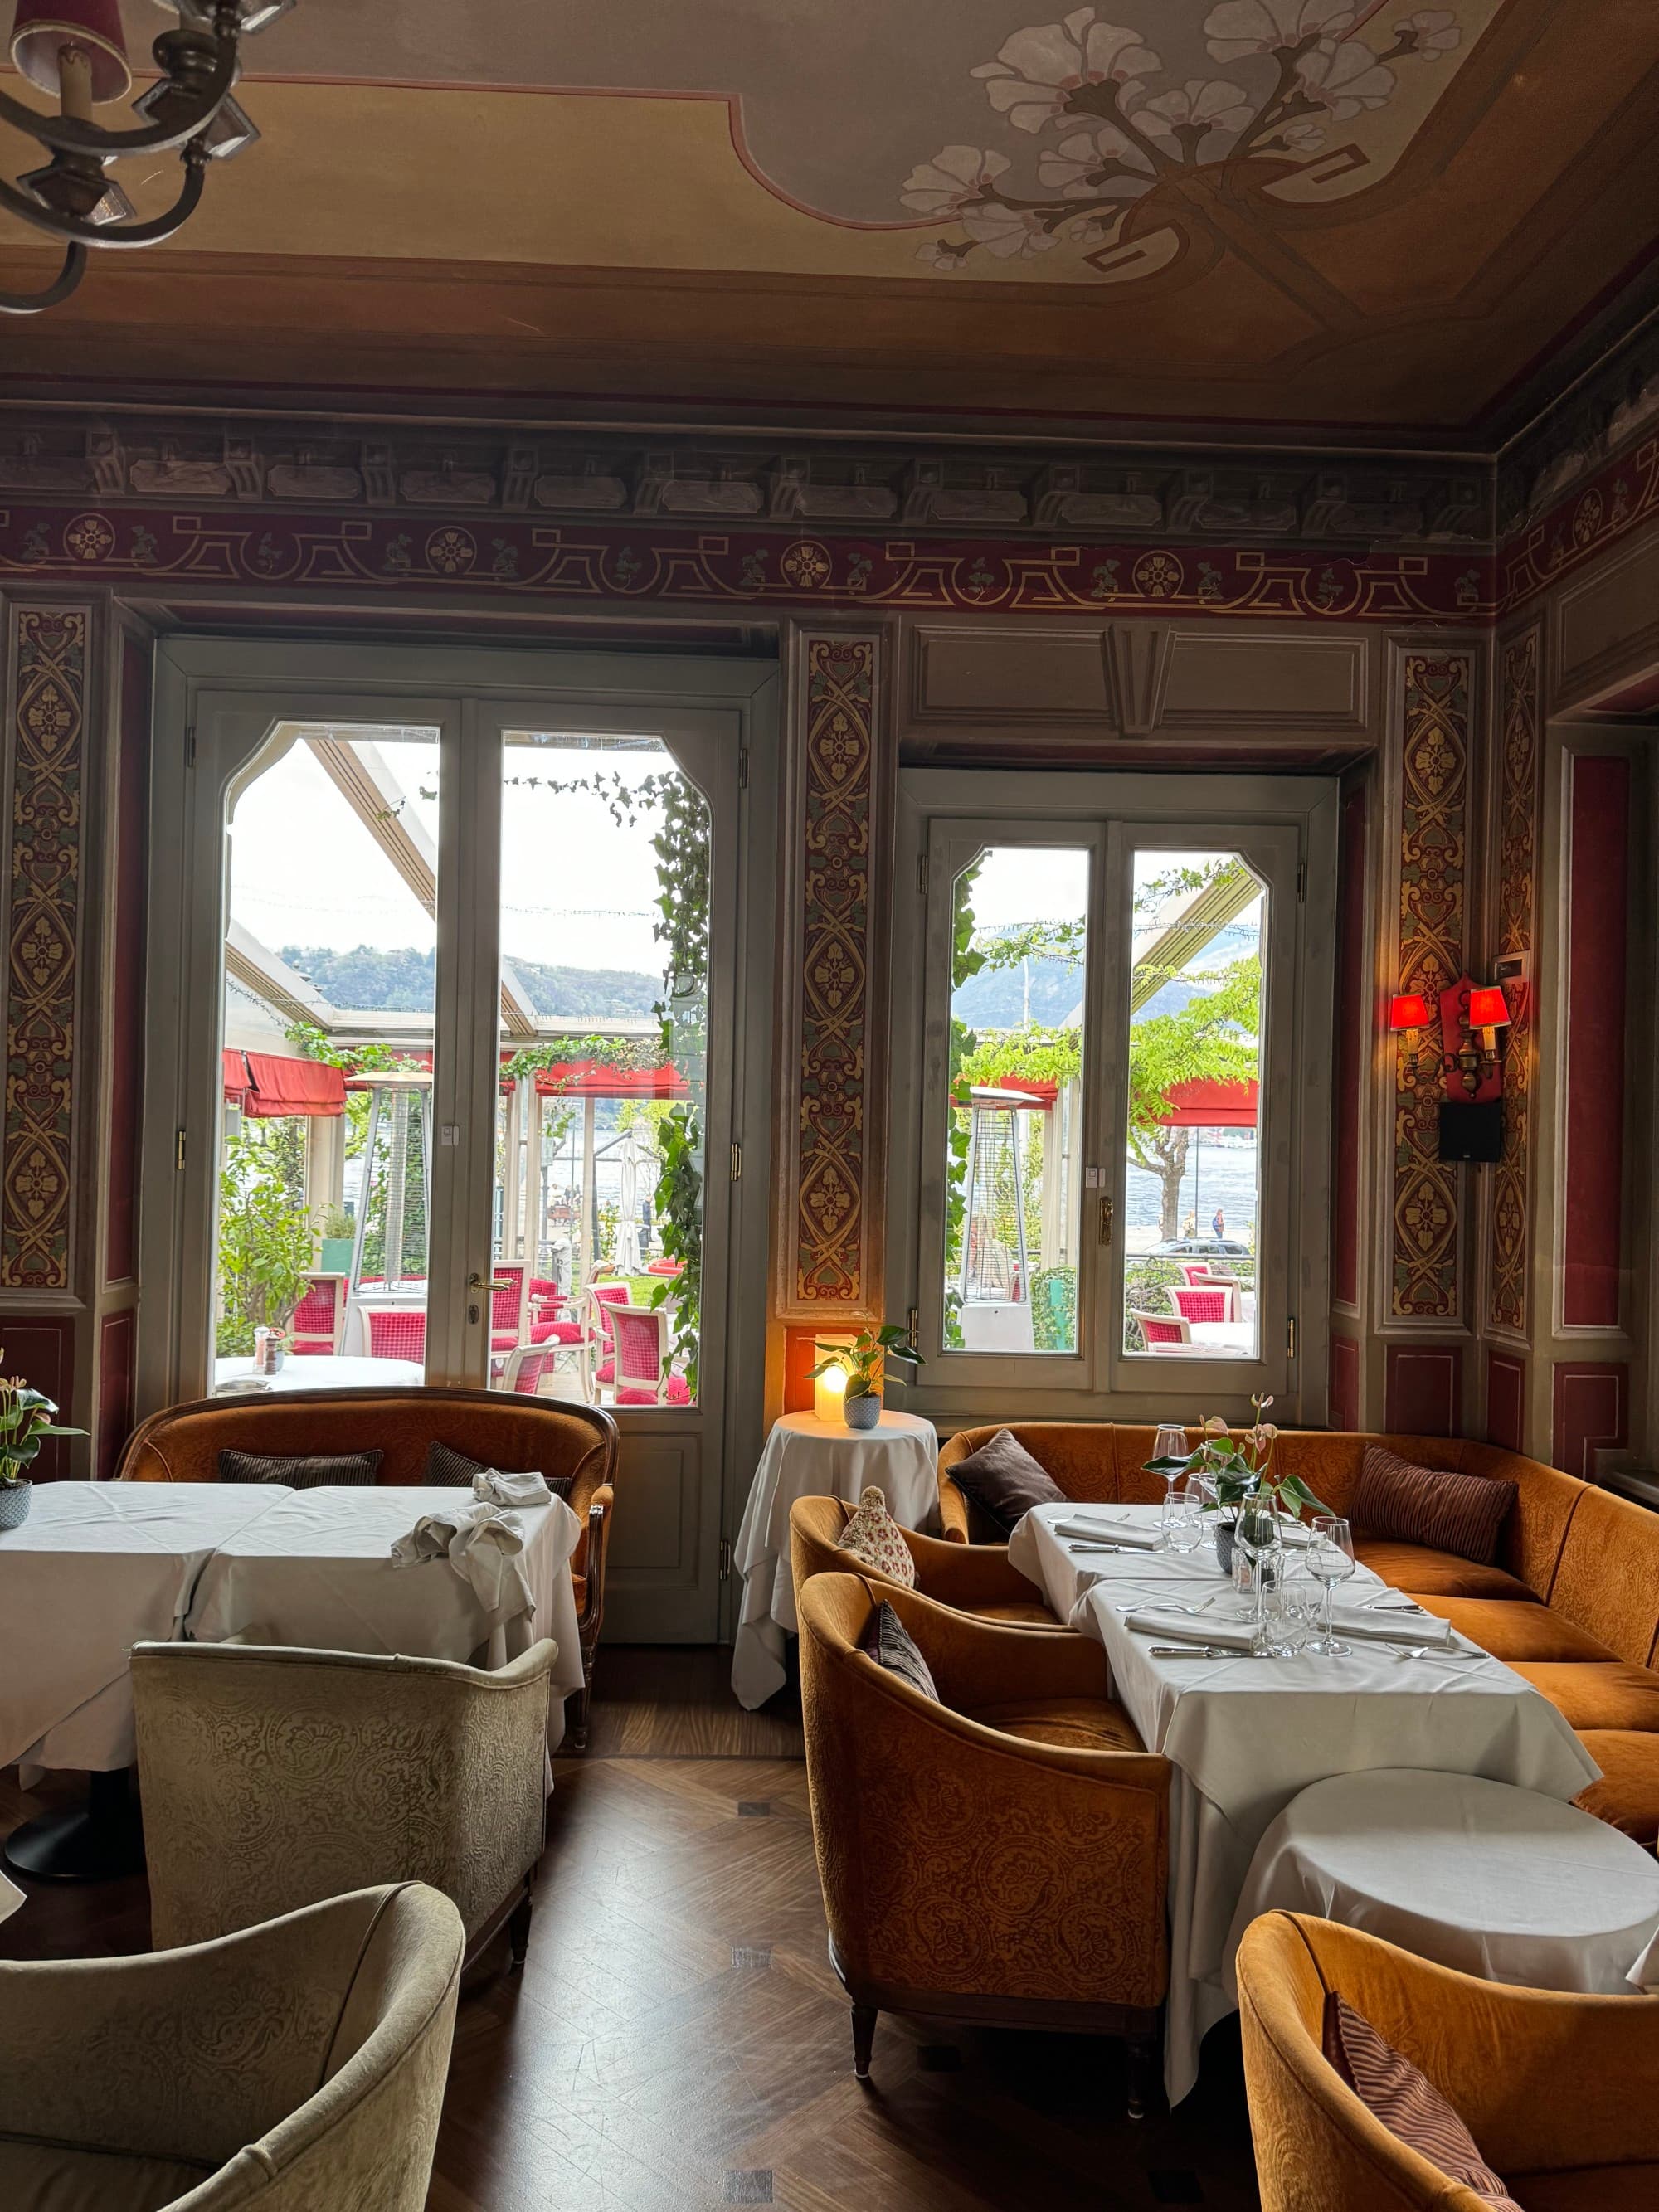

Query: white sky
[{"left": 228, "top": 729, "right": 673, "bottom": 978}]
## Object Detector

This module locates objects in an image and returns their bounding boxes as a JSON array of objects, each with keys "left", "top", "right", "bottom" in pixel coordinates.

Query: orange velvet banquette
[
  {"left": 115, "top": 1387, "right": 617, "bottom": 1743},
  {"left": 938, "top": 1424, "right": 1659, "bottom": 1848}
]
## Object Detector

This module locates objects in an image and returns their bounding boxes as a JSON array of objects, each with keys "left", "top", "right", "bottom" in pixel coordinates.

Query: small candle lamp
[{"left": 813, "top": 1361, "right": 848, "bottom": 1425}]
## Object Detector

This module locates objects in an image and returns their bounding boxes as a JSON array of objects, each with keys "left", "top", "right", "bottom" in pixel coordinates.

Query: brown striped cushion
[
  {"left": 217, "top": 1448, "right": 382, "bottom": 1489},
  {"left": 422, "top": 1440, "right": 572, "bottom": 1496},
  {"left": 1353, "top": 1445, "right": 1515, "bottom": 1566},
  {"left": 858, "top": 1602, "right": 939, "bottom": 1702},
  {"left": 1322, "top": 1994, "right": 1522, "bottom": 2211}
]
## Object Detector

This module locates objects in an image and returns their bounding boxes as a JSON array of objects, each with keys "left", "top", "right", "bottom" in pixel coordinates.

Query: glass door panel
[
  {"left": 487, "top": 729, "right": 711, "bottom": 1408},
  {"left": 1119, "top": 848, "right": 1266, "bottom": 1364},
  {"left": 215, "top": 723, "right": 440, "bottom": 1389}
]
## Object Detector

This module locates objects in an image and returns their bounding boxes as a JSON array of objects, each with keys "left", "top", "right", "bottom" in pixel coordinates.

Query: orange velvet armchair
[
  {"left": 789, "top": 1494, "right": 1057, "bottom": 1626},
  {"left": 115, "top": 1387, "right": 616, "bottom": 1748},
  {"left": 1237, "top": 1911, "right": 1659, "bottom": 2212},
  {"left": 797, "top": 1572, "right": 1170, "bottom": 2114}
]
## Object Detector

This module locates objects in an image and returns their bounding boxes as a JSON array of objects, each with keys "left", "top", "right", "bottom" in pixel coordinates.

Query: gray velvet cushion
[
  {"left": 949, "top": 1429, "right": 1068, "bottom": 1534},
  {"left": 858, "top": 1602, "right": 938, "bottom": 1702}
]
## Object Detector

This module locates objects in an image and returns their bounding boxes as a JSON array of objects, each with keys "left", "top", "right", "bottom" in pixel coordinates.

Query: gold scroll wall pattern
[
  {"left": 1392, "top": 649, "right": 1472, "bottom": 1320},
  {"left": 1489, "top": 627, "right": 1539, "bottom": 1337},
  {"left": 2, "top": 607, "right": 86, "bottom": 1291},
  {"left": 791, "top": 634, "right": 878, "bottom": 1309}
]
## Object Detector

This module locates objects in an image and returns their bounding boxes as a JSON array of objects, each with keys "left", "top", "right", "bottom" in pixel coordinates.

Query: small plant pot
[
  {"left": 0, "top": 1480, "right": 32, "bottom": 1532},
  {"left": 1214, "top": 1514, "right": 1238, "bottom": 1578},
  {"left": 844, "top": 1392, "right": 882, "bottom": 1432}
]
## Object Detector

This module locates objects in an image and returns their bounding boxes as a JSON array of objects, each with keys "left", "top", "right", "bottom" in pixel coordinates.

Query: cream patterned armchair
[
  {"left": 0, "top": 1882, "right": 462, "bottom": 2211},
  {"left": 133, "top": 1637, "right": 555, "bottom": 1967}
]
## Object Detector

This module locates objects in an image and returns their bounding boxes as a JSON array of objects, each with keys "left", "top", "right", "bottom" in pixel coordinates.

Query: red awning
[
  {"left": 236, "top": 1051, "right": 348, "bottom": 1119},
  {"left": 533, "top": 1060, "right": 689, "bottom": 1101},
  {"left": 1153, "top": 1078, "right": 1258, "bottom": 1129}
]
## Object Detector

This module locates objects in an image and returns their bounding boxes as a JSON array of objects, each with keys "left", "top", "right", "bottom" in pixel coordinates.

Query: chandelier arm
[
  {"left": 0, "top": 158, "right": 206, "bottom": 250},
  {"left": 0, "top": 40, "right": 238, "bottom": 160},
  {"left": 0, "top": 241, "right": 87, "bottom": 315}
]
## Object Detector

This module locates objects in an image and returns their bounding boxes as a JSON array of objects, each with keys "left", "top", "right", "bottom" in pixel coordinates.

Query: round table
[
  {"left": 213, "top": 1354, "right": 424, "bottom": 1393},
  {"left": 730, "top": 1410, "right": 938, "bottom": 1710},
  {"left": 1226, "top": 1768, "right": 1659, "bottom": 1998}
]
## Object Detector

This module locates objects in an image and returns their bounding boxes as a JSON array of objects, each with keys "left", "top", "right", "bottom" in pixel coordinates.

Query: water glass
[
  {"left": 1258, "top": 1577, "right": 1315, "bottom": 1659},
  {"left": 1161, "top": 1477, "right": 1204, "bottom": 1558},
  {"left": 1306, "top": 1514, "right": 1357, "bottom": 1654}
]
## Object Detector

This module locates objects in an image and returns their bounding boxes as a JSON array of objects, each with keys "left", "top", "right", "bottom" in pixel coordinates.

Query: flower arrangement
[
  {"left": 0, "top": 1354, "right": 83, "bottom": 1486},
  {"left": 1142, "top": 1395, "right": 1329, "bottom": 1521},
  {"left": 810, "top": 1325, "right": 926, "bottom": 1405}
]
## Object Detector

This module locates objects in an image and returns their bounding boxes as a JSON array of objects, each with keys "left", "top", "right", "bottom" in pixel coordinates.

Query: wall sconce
[
  {"left": 1389, "top": 991, "right": 1433, "bottom": 1069},
  {"left": 1453, "top": 984, "right": 1511, "bottom": 1097}
]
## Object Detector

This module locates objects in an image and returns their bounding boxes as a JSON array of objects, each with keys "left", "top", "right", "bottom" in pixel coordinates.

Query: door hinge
[
  {"left": 1287, "top": 1315, "right": 1298, "bottom": 1359},
  {"left": 907, "top": 1305, "right": 919, "bottom": 1354},
  {"left": 917, "top": 853, "right": 930, "bottom": 897},
  {"left": 729, "top": 1141, "right": 742, "bottom": 1183},
  {"left": 718, "top": 1537, "right": 733, "bottom": 1582},
  {"left": 184, "top": 722, "right": 197, "bottom": 770},
  {"left": 1296, "top": 859, "right": 1306, "bottom": 903},
  {"left": 738, "top": 746, "right": 749, "bottom": 790},
  {"left": 174, "top": 1127, "right": 187, "bottom": 1172}
]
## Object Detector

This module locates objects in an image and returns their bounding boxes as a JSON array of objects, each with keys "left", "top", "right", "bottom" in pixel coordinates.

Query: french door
[
  {"left": 140, "top": 641, "right": 777, "bottom": 1641},
  {"left": 888, "top": 770, "right": 1337, "bottom": 1427}
]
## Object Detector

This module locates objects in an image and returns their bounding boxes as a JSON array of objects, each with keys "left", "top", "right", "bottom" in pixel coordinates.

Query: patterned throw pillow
[
  {"left": 834, "top": 1485, "right": 916, "bottom": 1586},
  {"left": 1353, "top": 1445, "right": 1515, "bottom": 1564},
  {"left": 216, "top": 1448, "right": 382, "bottom": 1489},
  {"left": 1321, "top": 1994, "right": 1523, "bottom": 2212},
  {"left": 949, "top": 1429, "right": 1068, "bottom": 1534},
  {"left": 423, "top": 1440, "right": 572, "bottom": 1497},
  {"left": 857, "top": 1602, "right": 938, "bottom": 1702}
]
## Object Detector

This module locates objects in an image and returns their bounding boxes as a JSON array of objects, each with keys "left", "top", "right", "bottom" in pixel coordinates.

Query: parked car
[{"left": 1150, "top": 1236, "right": 1250, "bottom": 1259}]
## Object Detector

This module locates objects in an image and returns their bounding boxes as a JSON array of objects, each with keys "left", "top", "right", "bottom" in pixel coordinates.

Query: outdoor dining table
[
  {"left": 1005, "top": 1501, "right": 1601, "bottom": 2103},
  {"left": 213, "top": 1354, "right": 424, "bottom": 1393}
]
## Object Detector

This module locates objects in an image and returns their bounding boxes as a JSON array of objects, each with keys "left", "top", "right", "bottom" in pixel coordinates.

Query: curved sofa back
[{"left": 938, "top": 1423, "right": 1659, "bottom": 1667}]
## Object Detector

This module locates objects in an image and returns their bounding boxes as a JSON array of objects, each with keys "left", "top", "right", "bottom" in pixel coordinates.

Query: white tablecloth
[
  {"left": 187, "top": 1485, "right": 586, "bottom": 1751},
  {"left": 1224, "top": 1769, "right": 1659, "bottom": 2000},
  {"left": 0, "top": 1482, "right": 291, "bottom": 1783},
  {"left": 1007, "top": 1503, "right": 1601, "bottom": 2102},
  {"left": 213, "top": 1355, "right": 424, "bottom": 1393},
  {"left": 731, "top": 1411, "right": 938, "bottom": 1710}
]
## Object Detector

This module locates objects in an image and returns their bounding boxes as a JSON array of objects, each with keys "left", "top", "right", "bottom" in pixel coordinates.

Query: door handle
[{"left": 1098, "top": 1196, "right": 1114, "bottom": 1248}]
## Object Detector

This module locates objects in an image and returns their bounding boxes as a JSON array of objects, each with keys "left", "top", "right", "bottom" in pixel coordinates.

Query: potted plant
[
  {"left": 0, "top": 1354, "right": 85, "bottom": 1530},
  {"left": 809, "top": 1325, "right": 926, "bottom": 1432},
  {"left": 314, "top": 1203, "right": 355, "bottom": 1278},
  {"left": 1143, "top": 1397, "right": 1329, "bottom": 1578}
]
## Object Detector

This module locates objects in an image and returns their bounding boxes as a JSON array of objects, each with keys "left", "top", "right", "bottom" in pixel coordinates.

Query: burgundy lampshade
[
  {"left": 1389, "top": 992, "right": 1432, "bottom": 1031},
  {"left": 9, "top": 0, "right": 132, "bottom": 104},
  {"left": 1467, "top": 985, "right": 1511, "bottom": 1030}
]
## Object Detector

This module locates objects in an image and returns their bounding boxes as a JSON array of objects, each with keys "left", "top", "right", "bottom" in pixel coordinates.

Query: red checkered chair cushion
[
  {"left": 1171, "top": 1286, "right": 1230, "bottom": 1325},
  {"left": 1132, "top": 1310, "right": 1191, "bottom": 1345},
  {"left": 366, "top": 1308, "right": 426, "bottom": 1363},
  {"left": 289, "top": 1274, "right": 345, "bottom": 1354}
]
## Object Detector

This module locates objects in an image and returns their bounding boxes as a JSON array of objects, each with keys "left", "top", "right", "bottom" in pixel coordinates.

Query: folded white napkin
[
  {"left": 1126, "top": 1609, "right": 1256, "bottom": 1650},
  {"left": 1054, "top": 1517, "right": 1162, "bottom": 1550},
  {"left": 390, "top": 1500, "right": 535, "bottom": 1622},
  {"left": 1325, "top": 1603, "right": 1453, "bottom": 1647},
  {"left": 471, "top": 1468, "right": 552, "bottom": 1507}
]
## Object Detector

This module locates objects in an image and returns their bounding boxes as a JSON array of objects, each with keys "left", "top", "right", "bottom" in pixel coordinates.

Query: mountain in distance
[{"left": 280, "top": 944, "right": 660, "bottom": 1018}]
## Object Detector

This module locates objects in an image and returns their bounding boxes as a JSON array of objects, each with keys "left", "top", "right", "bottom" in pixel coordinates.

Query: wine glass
[
  {"left": 1151, "top": 1423, "right": 1189, "bottom": 1547},
  {"left": 1237, "top": 1503, "right": 1282, "bottom": 1654},
  {"left": 1306, "top": 1514, "right": 1357, "bottom": 1654}
]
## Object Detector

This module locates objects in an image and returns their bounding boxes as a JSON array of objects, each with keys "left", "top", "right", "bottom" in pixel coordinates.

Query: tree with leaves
[{"left": 1124, "top": 955, "right": 1259, "bottom": 1241}]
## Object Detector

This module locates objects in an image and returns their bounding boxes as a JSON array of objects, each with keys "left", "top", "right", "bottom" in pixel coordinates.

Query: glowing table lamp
[{"left": 813, "top": 1362, "right": 848, "bottom": 1425}]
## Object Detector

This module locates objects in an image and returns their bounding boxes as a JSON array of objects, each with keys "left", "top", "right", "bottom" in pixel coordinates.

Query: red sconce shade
[
  {"left": 1467, "top": 985, "right": 1511, "bottom": 1029},
  {"left": 1389, "top": 993, "right": 1433, "bottom": 1030},
  {"left": 9, "top": 1, "right": 132, "bottom": 104}
]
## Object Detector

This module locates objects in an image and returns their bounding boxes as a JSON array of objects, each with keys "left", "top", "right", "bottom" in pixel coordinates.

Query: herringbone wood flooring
[{"left": 3, "top": 1650, "right": 1262, "bottom": 2210}]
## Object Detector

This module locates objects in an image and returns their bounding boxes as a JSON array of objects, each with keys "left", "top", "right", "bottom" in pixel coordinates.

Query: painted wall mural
[
  {"left": 2, "top": 608, "right": 86, "bottom": 1293},
  {"left": 1391, "top": 649, "right": 1470, "bottom": 1320},
  {"left": 905, "top": 4, "right": 1472, "bottom": 284},
  {"left": 782, "top": 634, "right": 885, "bottom": 1317},
  {"left": 1488, "top": 625, "right": 1538, "bottom": 1337}
]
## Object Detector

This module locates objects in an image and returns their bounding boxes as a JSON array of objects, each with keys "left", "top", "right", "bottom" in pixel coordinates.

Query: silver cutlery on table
[
  {"left": 1067, "top": 1541, "right": 1146, "bottom": 1554},
  {"left": 1148, "top": 1645, "right": 1247, "bottom": 1660}
]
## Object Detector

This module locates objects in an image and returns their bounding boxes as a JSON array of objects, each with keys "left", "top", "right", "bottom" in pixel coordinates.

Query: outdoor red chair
[
  {"left": 1171, "top": 1285, "right": 1232, "bottom": 1325},
  {"left": 607, "top": 1304, "right": 690, "bottom": 1407},
  {"left": 489, "top": 1261, "right": 529, "bottom": 1354},
  {"left": 499, "top": 1343, "right": 562, "bottom": 1396},
  {"left": 367, "top": 1308, "right": 427, "bottom": 1364},
  {"left": 528, "top": 1278, "right": 581, "bottom": 1347},
  {"left": 1132, "top": 1309, "right": 1191, "bottom": 1348},
  {"left": 289, "top": 1273, "right": 347, "bottom": 1355}
]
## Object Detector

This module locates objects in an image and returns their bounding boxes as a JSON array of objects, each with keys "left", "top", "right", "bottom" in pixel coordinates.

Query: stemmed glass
[
  {"left": 1306, "top": 1515, "right": 1357, "bottom": 1655},
  {"left": 1151, "top": 1425, "right": 1189, "bottom": 1549},
  {"left": 1237, "top": 1503, "right": 1282, "bottom": 1655}
]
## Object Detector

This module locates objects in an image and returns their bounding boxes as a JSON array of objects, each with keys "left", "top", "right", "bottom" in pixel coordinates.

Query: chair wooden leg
[
  {"left": 508, "top": 1894, "right": 533, "bottom": 1971},
  {"left": 567, "top": 1679, "right": 590, "bottom": 1753},
  {"left": 851, "top": 2004, "right": 878, "bottom": 2081},
  {"left": 1125, "top": 2033, "right": 1159, "bottom": 2122}
]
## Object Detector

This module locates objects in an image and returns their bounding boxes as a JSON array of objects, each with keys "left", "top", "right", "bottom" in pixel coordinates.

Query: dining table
[
  {"left": 212, "top": 1354, "right": 425, "bottom": 1393},
  {"left": 1005, "top": 1500, "right": 1601, "bottom": 2103}
]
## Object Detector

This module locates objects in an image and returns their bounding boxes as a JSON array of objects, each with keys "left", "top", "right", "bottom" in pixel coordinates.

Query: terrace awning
[
  {"left": 1154, "top": 1079, "right": 1258, "bottom": 1128},
  {"left": 222, "top": 1049, "right": 348, "bottom": 1119},
  {"left": 532, "top": 1060, "right": 690, "bottom": 1101}
]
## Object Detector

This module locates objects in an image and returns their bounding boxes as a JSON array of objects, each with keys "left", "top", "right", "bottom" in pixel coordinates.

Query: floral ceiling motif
[{"left": 903, "top": 4, "right": 1468, "bottom": 281}]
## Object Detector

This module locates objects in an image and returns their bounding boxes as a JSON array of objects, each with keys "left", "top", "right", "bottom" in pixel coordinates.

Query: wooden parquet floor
[{"left": 2, "top": 1649, "right": 1262, "bottom": 2211}]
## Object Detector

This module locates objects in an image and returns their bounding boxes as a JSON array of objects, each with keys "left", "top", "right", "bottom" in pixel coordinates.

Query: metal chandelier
[{"left": 1, "top": 1, "right": 292, "bottom": 315}]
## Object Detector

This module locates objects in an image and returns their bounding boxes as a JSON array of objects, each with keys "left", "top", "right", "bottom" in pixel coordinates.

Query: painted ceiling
[{"left": 0, "top": 0, "right": 1655, "bottom": 437}]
